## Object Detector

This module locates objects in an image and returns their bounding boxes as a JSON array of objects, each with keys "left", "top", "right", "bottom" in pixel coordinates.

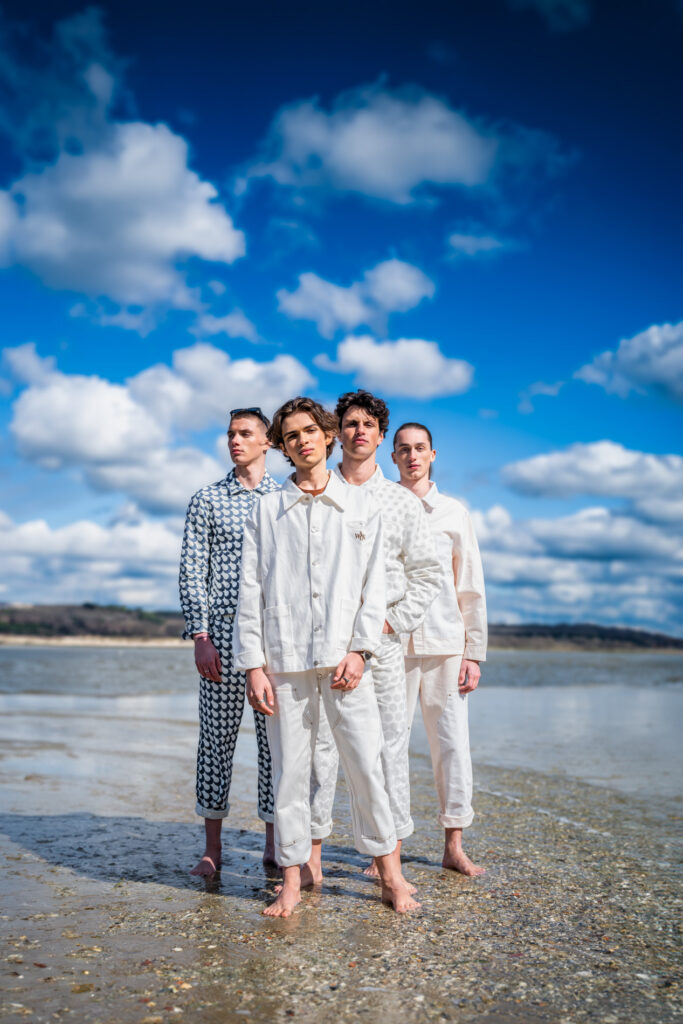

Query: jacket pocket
[{"left": 264, "top": 604, "right": 294, "bottom": 655}]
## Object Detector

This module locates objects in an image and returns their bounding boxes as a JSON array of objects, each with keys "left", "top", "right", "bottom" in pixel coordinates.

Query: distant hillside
[
  {"left": 488, "top": 622, "right": 683, "bottom": 651},
  {"left": 0, "top": 603, "right": 185, "bottom": 639},
  {"left": 1, "top": 604, "right": 682, "bottom": 651}
]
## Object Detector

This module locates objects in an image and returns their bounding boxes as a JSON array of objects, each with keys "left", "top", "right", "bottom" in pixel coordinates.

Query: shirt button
[
  {"left": 311, "top": 525, "right": 319, "bottom": 533},
  {"left": 313, "top": 660, "right": 319, "bottom": 666},
  {"left": 314, "top": 625, "right": 321, "bottom": 632},
  {"left": 312, "top": 592, "right": 320, "bottom": 598}
]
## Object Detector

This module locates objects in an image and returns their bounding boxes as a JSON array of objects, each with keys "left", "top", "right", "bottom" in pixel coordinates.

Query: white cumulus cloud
[
  {"left": 315, "top": 335, "right": 474, "bottom": 398},
  {"left": 575, "top": 321, "right": 683, "bottom": 403},
  {"left": 191, "top": 310, "right": 259, "bottom": 342},
  {"left": 0, "top": 9, "right": 245, "bottom": 327},
  {"left": 4, "top": 341, "right": 314, "bottom": 512},
  {"left": 239, "top": 82, "right": 498, "bottom": 204},
  {"left": 277, "top": 258, "right": 434, "bottom": 337},
  {"left": 502, "top": 441, "right": 683, "bottom": 514}
]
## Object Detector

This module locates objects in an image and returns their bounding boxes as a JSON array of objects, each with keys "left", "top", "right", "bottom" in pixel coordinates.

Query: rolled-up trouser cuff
[
  {"left": 310, "top": 819, "right": 333, "bottom": 840},
  {"left": 258, "top": 809, "right": 275, "bottom": 824},
  {"left": 196, "top": 802, "right": 229, "bottom": 820},
  {"left": 395, "top": 818, "right": 415, "bottom": 841},
  {"left": 439, "top": 811, "right": 474, "bottom": 829},
  {"left": 355, "top": 831, "right": 397, "bottom": 858}
]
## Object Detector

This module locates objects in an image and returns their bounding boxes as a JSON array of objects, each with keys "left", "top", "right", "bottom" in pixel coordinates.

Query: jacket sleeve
[
  {"left": 385, "top": 498, "right": 443, "bottom": 636},
  {"left": 350, "top": 507, "right": 386, "bottom": 655},
  {"left": 454, "top": 508, "right": 488, "bottom": 661},
  {"left": 233, "top": 504, "right": 266, "bottom": 671},
  {"left": 178, "top": 491, "right": 212, "bottom": 640}
]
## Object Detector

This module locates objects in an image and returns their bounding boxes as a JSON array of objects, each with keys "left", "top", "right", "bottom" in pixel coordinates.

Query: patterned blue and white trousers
[{"left": 195, "top": 628, "right": 274, "bottom": 823}]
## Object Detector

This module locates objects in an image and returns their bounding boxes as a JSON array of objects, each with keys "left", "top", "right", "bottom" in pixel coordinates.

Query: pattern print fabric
[{"left": 179, "top": 468, "right": 279, "bottom": 821}]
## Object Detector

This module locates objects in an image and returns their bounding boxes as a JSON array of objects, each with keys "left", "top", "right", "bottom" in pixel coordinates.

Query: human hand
[
  {"left": 382, "top": 620, "right": 395, "bottom": 634},
  {"left": 458, "top": 659, "right": 481, "bottom": 694},
  {"left": 246, "top": 667, "right": 275, "bottom": 715},
  {"left": 331, "top": 652, "right": 364, "bottom": 690},
  {"left": 194, "top": 635, "right": 222, "bottom": 681}
]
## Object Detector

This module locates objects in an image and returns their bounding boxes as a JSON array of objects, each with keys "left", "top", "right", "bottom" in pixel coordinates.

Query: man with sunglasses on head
[{"left": 179, "top": 407, "right": 279, "bottom": 878}]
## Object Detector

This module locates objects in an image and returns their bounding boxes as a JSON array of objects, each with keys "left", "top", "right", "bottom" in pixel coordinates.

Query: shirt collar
[
  {"left": 280, "top": 469, "right": 347, "bottom": 513},
  {"left": 226, "top": 468, "right": 275, "bottom": 495},
  {"left": 334, "top": 462, "right": 384, "bottom": 491},
  {"left": 421, "top": 481, "right": 441, "bottom": 509}
]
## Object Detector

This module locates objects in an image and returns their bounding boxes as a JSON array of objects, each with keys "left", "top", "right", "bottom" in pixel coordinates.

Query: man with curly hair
[
  {"left": 234, "top": 396, "right": 419, "bottom": 916},
  {"left": 307, "top": 389, "right": 442, "bottom": 891}
]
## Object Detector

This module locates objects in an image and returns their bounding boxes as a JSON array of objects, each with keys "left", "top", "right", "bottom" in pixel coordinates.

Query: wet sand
[{"left": 1, "top": 655, "right": 681, "bottom": 1023}]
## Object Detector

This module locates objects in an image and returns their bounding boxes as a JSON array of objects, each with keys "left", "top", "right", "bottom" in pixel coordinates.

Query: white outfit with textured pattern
[
  {"left": 233, "top": 471, "right": 396, "bottom": 867},
  {"left": 404, "top": 482, "right": 487, "bottom": 829},
  {"left": 310, "top": 464, "right": 443, "bottom": 842}
]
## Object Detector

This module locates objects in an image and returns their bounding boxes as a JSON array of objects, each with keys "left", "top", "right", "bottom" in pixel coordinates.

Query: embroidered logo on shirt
[{"left": 355, "top": 530, "right": 366, "bottom": 541}]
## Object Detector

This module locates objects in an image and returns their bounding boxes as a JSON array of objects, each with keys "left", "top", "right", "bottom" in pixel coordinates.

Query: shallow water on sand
[{"left": 0, "top": 646, "right": 680, "bottom": 807}]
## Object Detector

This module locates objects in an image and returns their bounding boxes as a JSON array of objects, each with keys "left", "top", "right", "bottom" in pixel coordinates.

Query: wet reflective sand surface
[{"left": 1, "top": 647, "right": 681, "bottom": 1023}]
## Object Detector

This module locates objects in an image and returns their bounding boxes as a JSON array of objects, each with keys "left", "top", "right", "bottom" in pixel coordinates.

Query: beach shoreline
[{"left": 3, "top": 633, "right": 683, "bottom": 653}]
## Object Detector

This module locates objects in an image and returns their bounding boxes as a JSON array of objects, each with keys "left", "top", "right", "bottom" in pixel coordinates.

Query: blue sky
[{"left": 0, "top": 0, "right": 681, "bottom": 633}]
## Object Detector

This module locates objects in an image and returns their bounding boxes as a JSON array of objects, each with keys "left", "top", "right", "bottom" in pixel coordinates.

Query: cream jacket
[
  {"left": 234, "top": 471, "right": 386, "bottom": 673},
  {"left": 333, "top": 464, "right": 442, "bottom": 636},
  {"left": 404, "top": 483, "right": 487, "bottom": 660}
]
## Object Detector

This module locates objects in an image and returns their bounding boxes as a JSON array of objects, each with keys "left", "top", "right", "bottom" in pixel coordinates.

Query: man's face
[
  {"left": 227, "top": 416, "right": 269, "bottom": 466},
  {"left": 280, "top": 411, "right": 332, "bottom": 470},
  {"left": 392, "top": 427, "right": 435, "bottom": 483},
  {"left": 339, "top": 405, "right": 383, "bottom": 460}
]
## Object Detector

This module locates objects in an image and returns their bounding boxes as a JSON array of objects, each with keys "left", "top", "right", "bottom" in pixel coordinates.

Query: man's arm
[
  {"left": 385, "top": 498, "right": 442, "bottom": 636},
  {"left": 233, "top": 505, "right": 267, "bottom": 673},
  {"left": 454, "top": 508, "right": 488, "bottom": 663},
  {"left": 179, "top": 491, "right": 212, "bottom": 639},
  {"left": 334, "top": 507, "right": 385, "bottom": 691},
  {"left": 179, "top": 491, "right": 223, "bottom": 681}
]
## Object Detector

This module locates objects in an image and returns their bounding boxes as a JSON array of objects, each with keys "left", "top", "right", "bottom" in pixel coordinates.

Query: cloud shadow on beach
[{"left": 0, "top": 812, "right": 392, "bottom": 904}]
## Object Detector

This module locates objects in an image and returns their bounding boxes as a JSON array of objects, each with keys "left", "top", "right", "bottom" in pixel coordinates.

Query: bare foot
[
  {"left": 300, "top": 861, "right": 323, "bottom": 887},
  {"left": 363, "top": 860, "right": 416, "bottom": 894},
  {"left": 263, "top": 883, "right": 301, "bottom": 918},
  {"left": 190, "top": 853, "right": 221, "bottom": 877},
  {"left": 381, "top": 881, "right": 421, "bottom": 913},
  {"left": 442, "top": 850, "right": 485, "bottom": 876}
]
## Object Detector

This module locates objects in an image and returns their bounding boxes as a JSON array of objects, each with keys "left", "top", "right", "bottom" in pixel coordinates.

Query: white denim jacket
[
  {"left": 234, "top": 470, "right": 386, "bottom": 673},
  {"left": 334, "top": 464, "right": 442, "bottom": 636},
  {"left": 404, "top": 483, "right": 487, "bottom": 660}
]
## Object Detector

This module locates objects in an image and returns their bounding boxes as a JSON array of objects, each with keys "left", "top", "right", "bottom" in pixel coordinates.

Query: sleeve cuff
[
  {"left": 182, "top": 623, "right": 209, "bottom": 640},
  {"left": 234, "top": 648, "right": 266, "bottom": 671},
  {"left": 464, "top": 645, "right": 487, "bottom": 661},
  {"left": 350, "top": 635, "right": 381, "bottom": 656}
]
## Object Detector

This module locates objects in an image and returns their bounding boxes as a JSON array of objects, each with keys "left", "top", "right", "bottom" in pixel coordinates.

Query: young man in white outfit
[
  {"left": 308, "top": 390, "right": 442, "bottom": 888},
  {"left": 234, "top": 396, "right": 419, "bottom": 917},
  {"left": 392, "top": 422, "right": 487, "bottom": 876}
]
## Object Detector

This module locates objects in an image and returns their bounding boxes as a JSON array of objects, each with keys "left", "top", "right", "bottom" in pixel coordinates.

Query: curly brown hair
[
  {"left": 335, "top": 389, "right": 389, "bottom": 436},
  {"left": 268, "top": 396, "right": 339, "bottom": 466}
]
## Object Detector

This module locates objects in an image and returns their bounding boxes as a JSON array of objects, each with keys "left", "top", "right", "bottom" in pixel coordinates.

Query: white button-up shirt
[
  {"left": 404, "top": 482, "right": 487, "bottom": 660},
  {"left": 234, "top": 471, "right": 386, "bottom": 673},
  {"left": 334, "top": 464, "right": 442, "bottom": 636}
]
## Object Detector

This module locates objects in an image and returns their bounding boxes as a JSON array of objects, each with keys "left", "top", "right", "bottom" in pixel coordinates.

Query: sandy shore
[
  {"left": 3, "top": 634, "right": 682, "bottom": 654},
  {"left": 2, "top": 698, "right": 681, "bottom": 1024}
]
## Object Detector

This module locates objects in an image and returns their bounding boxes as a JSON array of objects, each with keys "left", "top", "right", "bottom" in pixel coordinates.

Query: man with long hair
[{"left": 235, "top": 396, "right": 418, "bottom": 916}]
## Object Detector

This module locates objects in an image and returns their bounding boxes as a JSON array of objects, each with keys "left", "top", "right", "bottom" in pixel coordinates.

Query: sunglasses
[{"left": 229, "top": 406, "right": 270, "bottom": 428}]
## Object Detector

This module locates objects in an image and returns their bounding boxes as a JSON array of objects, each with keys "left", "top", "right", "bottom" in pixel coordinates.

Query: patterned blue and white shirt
[{"left": 179, "top": 468, "right": 280, "bottom": 641}]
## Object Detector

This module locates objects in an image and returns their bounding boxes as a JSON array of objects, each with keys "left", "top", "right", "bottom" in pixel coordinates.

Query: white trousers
[
  {"left": 310, "top": 634, "right": 414, "bottom": 841},
  {"left": 265, "top": 666, "right": 397, "bottom": 867},
  {"left": 405, "top": 654, "right": 474, "bottom": 829}
]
